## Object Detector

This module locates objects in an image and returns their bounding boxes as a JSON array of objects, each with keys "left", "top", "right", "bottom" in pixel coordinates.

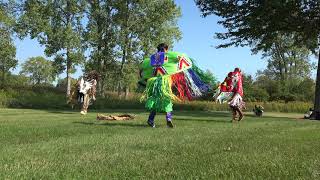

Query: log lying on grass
[{"left": 96, "top": 114, "right": 135, "bottom": 121}]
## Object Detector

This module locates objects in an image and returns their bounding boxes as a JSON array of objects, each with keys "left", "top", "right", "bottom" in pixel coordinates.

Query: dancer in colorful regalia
[
  {"left": 68, "top": 70, "right": 99, "bottom": 115},
  {"left": 214, "top": 68, "right": 245, "bottom": 121},
  {"left": 139, "top": 43, "right": 210, "bottom": 128},
  {"left": 213, "top": 72, "right": 234, "bottom": 104}
]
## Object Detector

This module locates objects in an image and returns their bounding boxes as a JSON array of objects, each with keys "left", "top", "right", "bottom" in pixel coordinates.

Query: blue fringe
[{"left": 187, "top": 69, "right": 210, "bottom": 93}]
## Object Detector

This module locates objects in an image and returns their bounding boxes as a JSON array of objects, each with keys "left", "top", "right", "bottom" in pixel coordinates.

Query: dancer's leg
[
  {"left": 166, "top": 112, "right": 174, "bottom": 128},
  {"left": 147, "top": 111, "right": 156, "bottom": 127},
  {"left": 166, "top": 112, "right": 173, "bottom": 121},
  {"left": 236, "top": 107, "right": 244, "bottom": 121},
  {"left": 230, "top": 106, "right": 237, "bottom": 121},
  {"left": 81, "top": 94, "right": 90, "bottom": 114}
]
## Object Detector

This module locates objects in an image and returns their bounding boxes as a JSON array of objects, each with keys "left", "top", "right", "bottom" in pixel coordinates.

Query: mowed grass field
[{"left": 0, "top": 109, "right": 320, "bottom": 179}]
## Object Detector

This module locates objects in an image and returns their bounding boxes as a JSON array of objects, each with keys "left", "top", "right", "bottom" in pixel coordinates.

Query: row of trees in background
[
  {"left": 243, "top": 35, "right": 316, "bottom": 102},
  {"left": 1, "top": 0, "right": 318, "bottom": 103},
  {"left": 243, "top": 74, "right": 315, "bottom": 102},
  {"left": 196, "top": 0, "right": 320, "bottom": 117},
  {"left": 0, "top": 0, "right": 182, "bottom": 97}
]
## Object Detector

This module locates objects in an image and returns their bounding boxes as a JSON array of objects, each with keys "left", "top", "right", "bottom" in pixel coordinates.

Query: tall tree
[
  {"left": 113, "top": 0, "right": 142, "bottom": 96},
  {"left": 85, "top": 0, "right": 117, "bottom": 96},
  {"left": 261, "top": 35, "right": 314, "bottom": 81},
  {"left": 17, "top": 0, "right": 86, "bottom": 96},
  {"left": 20, "top": 56, "right": 55, "bottom": 84},
  {"left": 113, "top": 0, "right": 181, "bottom": 96},
  {"left": 136, "top": 0, "right": 182, "bottom": 57},
  {"left": 196, "top": 0, "right": 320, "bottom": 118},
  {"left": 0, "top": 1, "right": 18, "bottom": 88}
]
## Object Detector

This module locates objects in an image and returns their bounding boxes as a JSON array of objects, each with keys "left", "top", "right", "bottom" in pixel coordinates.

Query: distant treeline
[
  {"left": 0, "top": 1, "right": 316, "bottom": 104},
  {"left": 0, "top": 76, "right": 312, "bottom": 114}
]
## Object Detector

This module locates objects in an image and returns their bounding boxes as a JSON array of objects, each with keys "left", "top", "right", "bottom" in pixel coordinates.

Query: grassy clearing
[{"left": 0, "top": 109, "right": 320, "bottom": 179}]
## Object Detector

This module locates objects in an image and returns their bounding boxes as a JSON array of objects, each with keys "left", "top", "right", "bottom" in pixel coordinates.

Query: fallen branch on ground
[{"left": 96, "top": 114, "right": 135, "bottom": 121}]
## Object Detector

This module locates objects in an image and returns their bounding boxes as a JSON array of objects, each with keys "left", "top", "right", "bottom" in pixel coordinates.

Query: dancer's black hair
[{"left": 157, "top": 43, "right": 169, "bottom": 52}]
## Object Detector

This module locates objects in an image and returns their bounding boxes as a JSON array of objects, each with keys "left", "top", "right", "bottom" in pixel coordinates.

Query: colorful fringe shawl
[
  {"left": 141, "top": 69, "right": 210, "bottom": 112},
  {"left": 140, "top": 51, "right": 212, "bottom": 112},
  {"left": 213, "top": 71, "right": 244, "bottom": 107}
]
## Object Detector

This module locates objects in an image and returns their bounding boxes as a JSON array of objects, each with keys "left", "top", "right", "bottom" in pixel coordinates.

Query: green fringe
[{"left": 141, "top": 75, "right": 178, "bottom": 112}]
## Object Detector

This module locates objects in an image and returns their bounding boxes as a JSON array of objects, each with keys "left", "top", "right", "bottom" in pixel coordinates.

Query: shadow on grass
[
  {"left": 244, "top": 113, "right": 298, "bottom": 120},
  {"left": 46, "top": 109, "right": 146, "bottom": 115},
  {"left": 174, "top": 117, "right": 231, "bottom": 123},
  {"left": 174, "top": 111, "right": 232, "bottom": 122},
  {"left": 174, "top": 111, "right": 230, "bottom": 118},
  {"left": 73, "top": 121, "right": 147, "bottom": 128},
  {"left": 174, "top": 111, "right": 300, "bottom": 123},
  {"left": 141, "top": 111, "right": 232, "bottom": 123},
  {"left": 46, "top": 109, "right": 302, "bottom": 122},
  {"left": 46, "top": 111, "right": 76, "bottom": 114}
]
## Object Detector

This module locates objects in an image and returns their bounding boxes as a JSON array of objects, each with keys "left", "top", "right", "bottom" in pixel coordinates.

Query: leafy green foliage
[
  {"left": 0, "top": 84, "right": 312, "bottom": 113},
  {"left": 4, "top": 73, "right": 30, "bottom": 87},
  {"left": 0, "top": 1, "right": 17, "bottom": 87},
  {"left": 195, "top": 0, "right": 319, "bottom": 52},
  {"left": 195, "top": 0, "right": 320, "bottom": 117},
  {"left": 111, "top": 0, "right": 182, "bottom": 96},
  {"left": 243, "top": 73, "right": 315, "bottom": 102},
  {"left": 84, "top": 0, "right": 120, "bottom": 96},
  {"left": 0, "top": 36, "right": 17, "bottom": 86},
  {"left": 20, "top": 56, "right": 56, "bottom": 84},
  {"left": 84, "top": 0, "right": 182, "bottom": 97},
  {"left": 56, "top": 77, "right": 77, "bottom": 92},
  {"left": 260, "top": 35, "right": 315, "bottom": 81},
  {"left": 247, "top": 35, "right": 317, "bottom": 102},
  {"left": 0, "top": 88, "right": 66, "bottom": 109},
  {"left": 17, "top": 0, "right": 86, "bottom": 95},
  {"left": 242, "top": 74, "right": 270, "bottom": 102},
  {"left": 133, "top": 0, "right": 182, "bottom": 56}
]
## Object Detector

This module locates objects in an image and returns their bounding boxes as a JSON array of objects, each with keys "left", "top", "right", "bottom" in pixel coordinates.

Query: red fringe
[{"left": 171, "top": 72, "right": 192, "bottom": 100}]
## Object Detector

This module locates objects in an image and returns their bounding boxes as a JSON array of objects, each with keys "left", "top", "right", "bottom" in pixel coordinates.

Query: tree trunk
[
  {"left": 125, "top": 86, "right": 129, "bottom": 100},
  {"left": 117, "top": 0, "right": 129, "bottom": 98},
  {"left": 99, "top": 75, "right": 106, "bottom": 98},
  {"left": 275, "top": 44, "right": 284, "bottom": 81},
  {"left": 1, "top": 69, "right": 5, "bottom": 88},
  {"left": 117, "top": 81, "right": 122, "bottom": 97},
  {"left": 96, "top": 0, "right": 103, "bottom": 97},
  {"left": 98, "top": 80, "right": 103, "bottom": 97},
  {"left": 313, "top": 49, "right": 320, "bottom": 120},
  {"left": 66, "top": 48, "right": 72, "bottom": 97},
  {"left": 65, "top": 1, "right": 72, "bottom": 97}
]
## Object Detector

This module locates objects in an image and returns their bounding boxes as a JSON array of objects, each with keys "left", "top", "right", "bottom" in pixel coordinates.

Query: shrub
[{"left": 0, "top": 87, "right": 313, "bottom": 113}]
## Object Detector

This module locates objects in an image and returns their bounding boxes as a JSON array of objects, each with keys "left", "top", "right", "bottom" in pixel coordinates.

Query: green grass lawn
[{"left": 0, "top": 108, "right": 320, "bottom": 179}]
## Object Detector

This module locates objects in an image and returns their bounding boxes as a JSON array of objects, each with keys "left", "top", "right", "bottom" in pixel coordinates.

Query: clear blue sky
[{"left": 14, "top": 0, "right": 267, "bottom": 82}]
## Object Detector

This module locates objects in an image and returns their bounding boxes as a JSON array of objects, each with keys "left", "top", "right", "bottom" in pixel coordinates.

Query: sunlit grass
[{"left": 0, "top": 109, "right": 319, "bottom": 179}]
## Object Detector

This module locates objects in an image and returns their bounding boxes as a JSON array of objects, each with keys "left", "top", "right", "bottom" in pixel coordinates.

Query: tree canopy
[
  {"left": 20, "top": 56, "right": 56, "bottom": 85},
  {"left": 196, "top": 0, "right": 320, "bottom": 118},
  {"left": 17, "top": 0, "right": 86, "bottom": 96},
  {"left": 260, "top": 35, "right": 314, "bottom": 81},
  {"left": 16, "top": 0, "right": 182, "bottom": 98},
  {"left": 0, "top": 1, "right": 17, "bottom": 87},
  {"left": 196, "top": 0, "right": 319, "bottom": 52},
  {"left": 84, "top": 0, "right": 181, "bottom": 97}
]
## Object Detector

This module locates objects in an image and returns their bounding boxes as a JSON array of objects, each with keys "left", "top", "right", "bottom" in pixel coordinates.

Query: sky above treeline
[{"left": 13, "top": 0, "right": 273, "bottom": 82}]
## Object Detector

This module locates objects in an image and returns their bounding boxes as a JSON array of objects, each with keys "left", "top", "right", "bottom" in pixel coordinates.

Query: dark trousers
[{"left": 148, "top": 111, "right": 172, "bottom": 124}]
